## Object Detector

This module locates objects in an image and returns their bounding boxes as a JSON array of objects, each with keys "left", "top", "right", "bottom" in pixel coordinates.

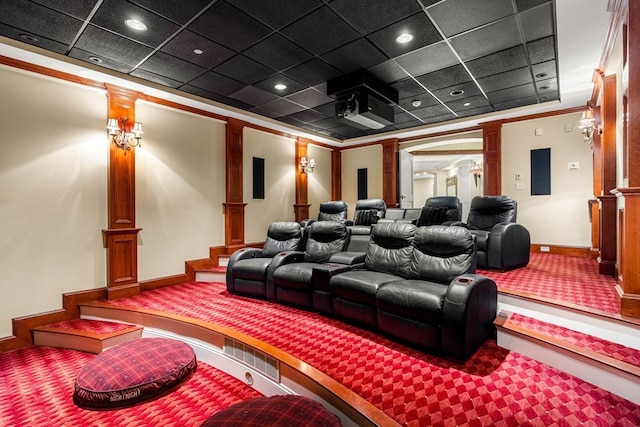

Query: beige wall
[
  {"left": 307, "top": 144, "right": 332, "bottom": 220},
  {"left": 243, "top": 128, "right": 296, "bottom": 242},
  {"left": 135, "top": 101, "right": 226, "bottom": 281},
  {"left": 502, "top": 113, "right": 594, "bottom": 247},
  {"left": 341, "top": 144, "right": 383, "bottom": 218},
  {"left": 0, "top": 67, "right": 108, "bottom": 337}
]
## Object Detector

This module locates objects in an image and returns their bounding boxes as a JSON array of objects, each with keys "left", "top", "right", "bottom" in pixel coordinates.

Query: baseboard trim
[{"left": 530, "top": 244, "right": 591, "bottom": 256}]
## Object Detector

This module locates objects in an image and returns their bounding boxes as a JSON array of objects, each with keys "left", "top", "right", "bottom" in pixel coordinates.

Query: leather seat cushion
[
  {"left": 231, "top": 258, "right": 272, "bottom": 281},
  {"left": 330, "top": 271, "right": 401, "bottom": 305},
  {"left": 273, "top": 263, "right": 315, "bottom": 290},
  {"left": 376, "top": 280, "right": 448, "bottom": 324},
  {"left": 470, "top": 230, "right": 490, "bottom": 252}
]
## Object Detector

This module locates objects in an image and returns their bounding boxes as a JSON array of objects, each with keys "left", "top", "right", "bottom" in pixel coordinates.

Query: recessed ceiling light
[
  {"left": 89, "top": 56, "right": 103, "bottom": 63},
  {"left": 396, "top": 33, "right": 414, "bottom": 44},
  {"left": 411, "top": 100, "right": 422, "bottom": 107},
  {"left": 125, "top": 19, "right": 147, "bottom": 31},
  {"left": 19, "top": 34, "right": 38, "bottom": 43},
  {"left": 274, "top": 84, "right": 287, "bottom": 90},
  {"left": 463, "top": 102, "right": 471, "bottom": 107},
  {"left": 193, "top": 49, "right": 203, "bottom": 55},
  {"left": 450, "top": 89, "right": 465, "bottom": 96},
  {"left": 539, "top": 85, "right": 550, "bottom": 90},
  {"left": 535, "top": 72, "right": 548, "bottom": 79}
]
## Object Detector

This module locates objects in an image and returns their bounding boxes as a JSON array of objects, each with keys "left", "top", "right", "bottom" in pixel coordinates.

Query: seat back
[
  {"left": 352, "top": 198, "right": 387, "bottom": 226},
  {"left": 365, "top": 223, "right": 415, "bottom": 278},
  {"left": 262, "top": 222, "right": 303, "bottom": 257},
  {"left": 411, "top": 225, "right": 476, "bottom": 283},
  {"left": 424, "top": 196, "right": 463, "bottom": 222},
  {"left": 304, "top": 221, "right": 350, "bottom": 263},
  {"left": 317, "top": 200, "right": 349, "bottom": 222},
  {"left": 466, "top": 195, "right": 517, "bottom": 231}
]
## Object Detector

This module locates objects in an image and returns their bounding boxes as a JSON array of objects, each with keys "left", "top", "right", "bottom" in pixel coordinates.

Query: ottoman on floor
[
  {"left": 200, "top": 395, "right": 342, "bottom": 426},
  {"left": 73, "top": 337, "right": 197, "bottom": 410}
]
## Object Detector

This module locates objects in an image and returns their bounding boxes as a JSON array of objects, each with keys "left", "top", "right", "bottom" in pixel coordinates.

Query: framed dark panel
[
  {"left": 531, "top": 148, "right": 550, "bottom": 195},
  {"left": 357, "top": 168, "right": 368, "bottom": 200},
  {"left": 253, "top": 157, "right": 265, "bottom": 199}
]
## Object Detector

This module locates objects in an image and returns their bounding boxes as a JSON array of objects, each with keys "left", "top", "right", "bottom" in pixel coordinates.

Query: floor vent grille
[{"left": 224, "top": 337, "right": 280, "bottom": 382}]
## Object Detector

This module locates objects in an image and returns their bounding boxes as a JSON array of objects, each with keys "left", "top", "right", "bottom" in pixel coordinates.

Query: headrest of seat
[
  {"left": 355, "top": 198, "right": 387, "bottom": 211},
  {"left": 319, "top": 200, "right": 348, "bottom": 214},
  {"left": 267, "top": 222, "right": 302, "bottom": 240},
  {"left": 425, "top": 196, "right": 461, "bottom": 209},
  {"left": 370, "top": 222, "right": 415, "bottom": 249},
  {"left": 307, "top": 220, "right": 349, "bottom": 242},
  {"left": 467, "top": 196, "right": 517, "bottom": 230}
]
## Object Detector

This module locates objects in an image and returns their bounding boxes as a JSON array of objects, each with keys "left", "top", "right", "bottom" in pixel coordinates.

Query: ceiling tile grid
[{"left": 0, "top": 0, "right": 559, "bottom": 140}]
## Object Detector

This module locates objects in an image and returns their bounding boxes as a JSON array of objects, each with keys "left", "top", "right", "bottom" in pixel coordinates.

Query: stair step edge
[{"left": 32, "top": 324, "right": 143, "bottom": 340}]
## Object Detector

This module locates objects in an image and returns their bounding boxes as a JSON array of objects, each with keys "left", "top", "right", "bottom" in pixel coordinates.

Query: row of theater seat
[{"left": 226, "top": 220, "right": 498, "bottom": 360}]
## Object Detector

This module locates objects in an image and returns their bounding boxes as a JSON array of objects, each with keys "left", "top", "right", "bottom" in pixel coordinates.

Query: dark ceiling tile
[
  {"left": 189, "top": 2, "right": 272, "bottom": 52},
  {"left": 227, "top": 86, "right": 278, "bottom": 106},
  {"left": 391, "top": 78, "right": 426, "bottom": 99},
  {"left": 283, "top": 108, "right": 328, "bottom": 124},
  {"left": 227, "top": 0, "right": 322, "bottom": 30},
  {"left": 139, "top": 51, "right": 206, "bottom": 82},
  {"left": 90, "top": 0, "right": 180, "bottom": 47},
  {"left": 456, "top": 105, "right": 494, "bottom": 117},
  {"left": 281, "top": 6, "right": 360, "bottom": 55},
  {"left": 516, "top": 0, "right": 552, "bottom": 12},
  {"left": 31, "top": 0, "right": 98, "bottom": 20},
  {"left": 68, "top": 47, "right": 132, "bottom": 73},
  {"left": 432, "top": 81, "right": 483, "bottom": 103},
  {"left": 189, "top": 71, "right": 245, "bottom": 96},
  {"left": 394, "top": 41, "right": 460, "bottom": 78},
  {"left": 176, "top": 85, "right": 224, "bottom": 102},
  {"left": 393, "top": 110, "right": 421, "bottom": 124},
  {"left": 494, "top": 95, "right": 538, "bottom": 111},
  {"left": 129, "top": 0, "right": 213, "bottom": 24},
  {"left": 536, "top": 79, "right": 557, "bottom": 93},
  {"left": 214, "top": 55, "right": 276, "bottom": 85},
  {"left": 487, "top": 83, "right": 536, "bottom": 104},
  {"left": 258, "top": 98, "right": 306, "bottom": 117},
  {"left": 532, "top": 60, "right": 557, "bottom": 80},
  {"left": 367, "top": 60, "right": 410, "bottom": 84},
  {"left": 0, "top": 1, "right": 83, "bottom": 45},
  {"left": 477, "top": 67, "right": 533, "bottom": 93},
  {"left": 465, "top": 45, "right": 528, "bottom": 79},
  {"left": 284, "top": 58, "right": 342, "bottom": 87},
  {"left": 366, "top": 13, "right": 442, "bottom": 58},
  {"left": 421, "top": 113, "right": 457, "bottom": 124},
  {"left": 329, "top": 0, "right": 421, "bottom": 35},
  {"left": 277, "top": 115, "right": 306, "bottom": 127},
  {"left": 243, "top": 33, "right": 313, "bottom": 72},
  {"left": 527, "top": 36, "right": 556, "bottom": 64},
  {"left": 449, "top": 16, "right": 522, "bottom": 61},
  {"left": 519, "top": 2, "right": 554, "bottom": 42},
  {"left": 445, "top": 94, "right": 490, "bottom": 112},
  {"left": 397, "top": 93, "right": 440, "bottom": 111},
  {"left": 161, "top": 30, "right": 235, "bottom": 69},
  {"left": 427, "top": 0, "right": 514, "bottom": 37},
  {"left": 415, "top": 64, "right": 473, "bottom": 91},
  {"left": 538, "top": 91, "right": 558, "bottom": 102},
  {"left": 75, "top": 25, "right": 154, "bottom": 66},
  {"left": 312, "top": 102, "right": 337, "bottom": 117},
  {"left": 310, "top": 117, "right": 344, "bottom": 130},
  {"left": 130, "top": 68, "right": 183, "bottom": 88},
  {"left": 412, "top": 104, "right": 452, "bottom": 119},
  {"left": 254, "top": 74, "right": 307, "bottom": 97},
  {"left": 219, "top": 96, "right": 257, "bottom": 111},
  {"left": 321, "top": 38, "right": 387, "bottom": 74},
  {"left": 0, "top": 22, "right": 69, "bottom": 54},
  {"left": 286, "top": 88, "right": 333, "bottom": 108}
]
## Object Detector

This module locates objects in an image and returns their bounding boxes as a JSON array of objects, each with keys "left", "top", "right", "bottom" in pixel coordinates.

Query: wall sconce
[
  {"left": 470, "top": 162, "right": 482, "bottom": 187},
  {"left": 107, "top": 117, "right": 143, "bottom": 150},
  {"left": 578, "top": 108, "right": 595, "bottom": 146},
  {"left": 300, "top": 156, "right": 315, "bottom": 174}
]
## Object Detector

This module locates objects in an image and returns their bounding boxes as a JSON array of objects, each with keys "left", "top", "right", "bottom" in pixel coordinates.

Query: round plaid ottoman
[
  {"left": 200, "top": 395, "right": 342, "bottom": 426},
  {"left": 73, "top": 338, "right": 197, "bottom": 410}
]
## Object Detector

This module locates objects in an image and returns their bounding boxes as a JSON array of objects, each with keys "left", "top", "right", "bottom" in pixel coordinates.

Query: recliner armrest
[
  {"left": 487, "top": 222, "right": 531, "bottom": 270},
  {"left": 441, "top": 274, "right": 497, "bottom": 360},
  {"left": 328, "top": 251, "right": 366, "bottom": 265},
  {"left": 443, "top": 221, "right": 466, "bottom": 227},
  {"left": 226, "top": 247, "right": 265, "bottom": 292},
  {"left": 264, "top": 251, "right": 307, "bottom": 299}
]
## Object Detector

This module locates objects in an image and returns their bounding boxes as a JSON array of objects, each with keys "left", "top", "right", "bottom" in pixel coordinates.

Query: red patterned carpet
[
  {"left": 478, "top": 253, "right": 620, "bottom": 314},
  {"left": 0, "top": 345, "right": 262, "bottom": 426},
  {"left": 106, "top": 278, "right": 639, "bottom": 426}
]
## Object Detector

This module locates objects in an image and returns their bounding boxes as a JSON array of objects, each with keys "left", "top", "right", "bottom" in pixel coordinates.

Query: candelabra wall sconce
[
  {"left": 300, "top": 156, "right": 315, "bottom": 174},
  {"left": 107, "top": 117, "right": 143, "bottom": 150},
  {"left": 578, "top": 108, "right": 595, "bottom": 146},
  {"left": 470, "top": 162, "right": 482, "bottom": 187}
]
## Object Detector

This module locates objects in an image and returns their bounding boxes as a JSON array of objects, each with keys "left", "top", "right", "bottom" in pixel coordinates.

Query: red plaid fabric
[
  {"left": 200, "top": 395, "right": 342, "bottom": 426},
  {"left": 73, "top": 338, "right": 197, "bottom": 409}
]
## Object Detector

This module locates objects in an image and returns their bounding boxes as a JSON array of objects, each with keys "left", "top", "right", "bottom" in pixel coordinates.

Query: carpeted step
[
  {"left": 195, "top": 265, "right": 226, "bottom": 282},
  {"left": 32, "top": 319, "right": 143, "bottom": 354},
  {"left": 495, "top": 310, "right": 640, "bottom": 404}
]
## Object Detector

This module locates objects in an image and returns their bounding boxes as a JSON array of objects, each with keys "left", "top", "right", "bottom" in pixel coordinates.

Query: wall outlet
[
  {"left": 515, "top": 182, "right": 525, "bottom": 190},
  {"left": 568, "top": 161, "right": 579, "bottom": 170},
  {"left": 565, "top": 123, "right": 572, "bottom": 132},
  {"left": 540, "top": 246, "right": 550, "bottom": 252},
  {"left": 535, "top": 127, "right": 543, "bottom": 136}
]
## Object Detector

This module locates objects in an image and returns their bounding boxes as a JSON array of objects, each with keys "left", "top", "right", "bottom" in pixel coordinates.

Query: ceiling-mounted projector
[{"left": 327, "top": 70, "right": 398, "bottom": 130}]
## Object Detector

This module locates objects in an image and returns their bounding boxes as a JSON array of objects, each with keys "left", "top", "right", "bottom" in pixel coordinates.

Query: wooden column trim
[
  {"left": 104, "top": 85, "right": 142, "bottom": 298},
  {"left": 332, "top": 147, "right": 342, "bottom": 201},
  {"left": 294, "top": 138, "right": 311, "bottom": 222},
  {"left": 225, "top": 118, "right": 246, "bottom": 250},
  {"left": 613, "top": 188, "right": 640, "bottom": 319},
  {"left": 627, "top": 0, "right": 639, "bottom": 187},
  {"left": 480, "top": 120, "right": 503, "bottom": 195},
  {"left": 381, "top": 139, "right": 398, "bottom": 207}
]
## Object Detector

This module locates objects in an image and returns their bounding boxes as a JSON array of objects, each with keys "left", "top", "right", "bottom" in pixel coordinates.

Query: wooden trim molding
[
  {"left": 380, "top": 139, "right": 399, "bottom": 207},
  {"left": 479, "top": 121, "right": 503, "bottom": 195},
  {"left": 332, "top": 147, "right": 342, "bottom": 201},
  {"left": 295, "top": 138, "right": 310, "bottom": 222},
  {"left": 613, "top": 188, "right": 640, "bottom": 319},
  {"left": 529, "top": 244, "right": 591, "bottom": 257}
]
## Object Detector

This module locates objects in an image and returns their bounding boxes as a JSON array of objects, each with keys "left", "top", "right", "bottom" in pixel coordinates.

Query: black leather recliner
[
  {"left": 346, "top": 198, "right": 387, "bottom": 250},
  {"left": 424, "top": 196, "right": 463, "bottom": 222},
  {"left": 456, "top": 195, "right": 530, "bottom": 271},
  {"left": 300, "top": 200, "right": 348, "bottom": 228},
  {"left": 226, "top": 222, "right": 303, "bottom": 299},
  {"left": 271, "top": 221, "right": 353, "bottom": 309}
]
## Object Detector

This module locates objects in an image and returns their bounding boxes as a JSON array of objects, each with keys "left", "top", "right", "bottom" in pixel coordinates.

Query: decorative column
[
  {"left": 294, "top": 138, "right": 311, "bottom": 222},
  {"left": 480, "top": 120, "right": 503, "bottom": 195},
  {"left": 381, "top": 139, "right": 398, "bottom": 207},
  {"left": 103, "top": 84, "right": 142, "bottom": 300},
  {"left": 331, "top": 147, "right": 342, "bottom": 201},
  {"left": 224, "top": 118, "right": 247, "bottom": 253}
]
